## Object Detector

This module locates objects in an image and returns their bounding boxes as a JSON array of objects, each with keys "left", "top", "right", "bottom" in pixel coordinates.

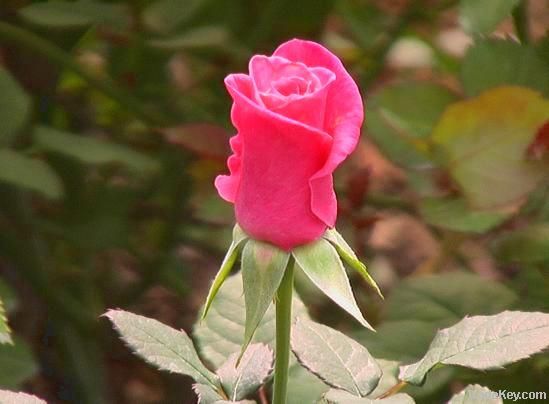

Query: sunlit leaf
[
  {"left": 448, "top": 384, "right": 502, "bottom": 404},
  {"left": 0, "top": 390, "right": 46, "bottom": 404},
  {"left": 194, "top": 274, "right": 308, "bottom": 369},
  {"left": 217, "top": 344, "right": 273, "bottom": 401},
  {"left": 0, "top": 149, "right": 63, "bottom": 199},
  {"left": 291, "top": 319, "right": 381, "bottom": 397},
  {"left": 192, "top": 383, "right": 224, "bottom": 403},
  {"left": 461, "top": 40, "right": 549, "bottom": 96},
  {"left": 399, "top": 311, "right": 549, "bottom": 385},
  {"left": 431, "top": 86, "right": 549, "bottom": 209},
  {"left": 320, "top": 389, "right": 415, "bottom": 403},
  {"left": 105, "top": 310, "right": 220, "bottom": 388},
  {"left": 287, "top": 365, "right": 329, "bottom": 403},
  {"left": 366, "top": 82, "right": 458, "bottom": 168},
  {"left": 459, "top": 0, "right": 519, "bottom": 34},
  {"left": 241, "top": 240, "right": 289, "bottom": 356},
  {"left": 292, "top": 239, "right": 373, "bottom": 330}
]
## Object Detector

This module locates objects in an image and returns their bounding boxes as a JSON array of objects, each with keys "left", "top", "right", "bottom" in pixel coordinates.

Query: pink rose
[{"left": 215, "top": 39, "right": 364, "bottom": 250}]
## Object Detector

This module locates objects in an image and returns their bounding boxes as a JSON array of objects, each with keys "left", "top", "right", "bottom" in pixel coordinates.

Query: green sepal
[
  {"left": 202, "top": 224, "right": 248, "bottom": 319},
  {"left": 323, "top": 228, "right": 383, "bottom": 299},
  {"left": 240, "top": 240, "right": 290, "bottom": 361},
  {"left": 292, "top": 238, "right": 374, "bottom": 330}
]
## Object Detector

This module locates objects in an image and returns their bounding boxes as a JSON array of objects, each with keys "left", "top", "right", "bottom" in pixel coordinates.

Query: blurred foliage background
[{"left": 0, "top": 0, "right": 548, "bottom": 403}]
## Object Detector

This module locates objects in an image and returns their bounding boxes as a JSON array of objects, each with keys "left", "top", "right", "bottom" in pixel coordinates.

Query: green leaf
[
  {"left": 287, "top": 365, "right": 329, "bottom": 403},
  {"left": 143, "top": 0, "right": 205, "bottom": 34},
  {"left": 323, "top": 229, "right": 382, "bottom": 298},
  {"left": 34, "top": 126, "right": 159, "bottom": 173},
  {"left": 0, "top": 390, "right": 46, "bottom": 404},
  {"left": 18, "top": 0, "right": 129, "bottom": 30},
  {"left": 192, "top": 383, "right": 224, "bottom": 404},
  {"left": 217, "top": 343, "right": 273, "bottom": 401},
  {"left": 194, "top": 273, "right": 308, "bottom": 369},
  {"left": 147, "top": 27, "right": 230, "bottom": 51},
  {"left": 431, "top": 86, "right": 549, "bottom": 209},
  {"left": 357, "top": 272, "right": 517, "bottom": 362},
  {"left": 202, "top": 225, "right": 248, "bottom": 319},
  {"left": 320, "top": 389, "right": 415, "bottom": 403},
  {"left": 384, "top": 272, "right": 517, "bottom": 325},
  {"left": 367, "top": 359, "right": 399, "bottom": 398},
  {"left": 0, "top": 67, "right": 30, "bottom": 145},
  {"left": 493, "top": 223, "right": 549, "bottom": 264},
  {"left": 0, "top": 149, "right": 63, "bottom": 199},
  {"left": 366, "top": 82, "right": 458, "bottom": 168},
  {"left": 448, "top": 385, "right": 502, "bottom": 404},
  {"left": 241, "top": 240, "right": 289, "bottom": 355},
  {"left": 459, "top": 0, "right": 519, "bottom": 34},
  {"left": 0, "top": 338, "right": 38, "bottom": 389},
  {"left": 104, "top": 309, "right": 219, "bottom": 388},
  {"left": 291, "top": 319, "right": 381, "bottom": 397},
  {"left": 0, "top": 298, "right": 11, "bottom": 345},
  {"left": 293, "top": 239, "right": 373, "bottom": 330},
  {"left": 461, "top": 39, "right": 549, "bottom": 97},
  {"left": 419, "top": 197, "right": 509, "bottom": 233},
  {"left": 399, "top": 311, "right": 549, "bottom": 385}
]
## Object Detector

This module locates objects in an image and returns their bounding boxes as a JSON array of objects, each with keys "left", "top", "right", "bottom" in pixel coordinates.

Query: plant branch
[
  {"left": 0, "top": 21, "right": 167, "bottom": 126},
  {"left": 272, "top": 261, "right": 294, "bottom": 404}
]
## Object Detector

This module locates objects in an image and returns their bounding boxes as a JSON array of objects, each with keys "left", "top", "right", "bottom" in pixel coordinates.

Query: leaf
[
  {"left": 0, "top": 338, "right": 38, "bottom": 389},
  {"left": 399, "top": 311, "right": 549, "bottom": 385},
  {"left": 459, "top": 0, "right": 519, "bottom": 34},
  {"left": 18, "top": 0, "right": 129, "bottom": 30},
  {"left": 159, "top": 123, "right": 231, "bottom": 161},
  {"left": 241, "top": 240, "right": 289, "bottom": 355},
  {"left": 148, "top": 27, "right": 231, "bottom": 51},
  {"left": 367, "top": 360, "right": 399, "bottom": 398},
  {"left": 357, "top": 272, "right": 517, "bottom": 362},
  {"left": 194, "top": 274, "right": 308, "bottom": 369},
  {"left": 384, "top": 272, "right": 517, "bottom": 325},
  {"left": 202, "top": 225, "right": 248, "bottom": 319},
  {"left": 323, "top": 229, "right": 382, "bottom": 298},
  {"left": 365, "top": 82, "right": 458, "bottom": 168},
  {"left": 320, "top": 389, "right": 415, "bottom": 403},
  {"left": 143, "top": 0, "right": 205, "bottom": 34},
  {"left": 0, "top": 68, "right": 30, "bottom": 145},
  {"left": 104, "top": 309, "right": 219, "bottom": 388},
  {"left": 192, "top": 384, "right": 224, "bottom": 404},
  {"left": 291, "top": 319, "right": 381, "bottom": 397},
  {"left": 217, "top": 344, "right": 273, "bottom": 401},
  {"left": 0, "top": 149, "right": 63, "bottom": 199},
  {"left": 0, "top": 298, "right": 11, "bottom": 345},
  {"left": 34, "top": 126, "right": 158, "bottom": 173},
  {"left": 431, "top": 86, "right": 549, "bottom": 209},
  {"left": 419, "top": 197, "right": 509, "bottom": 233},
  {"left": 492, "top": 223, "right": 549, "bottom": 264},
  {"left": 448, "top": 385, "right": 502, "bottom": 404},
  {"left": 0, "top": 390, "right": 47, "bottom": 404},
  {"left": 292, "top": 239, "right": 373, "bottom": 329},
  {"left": 287, "top": 365, "right": 329, "bottom": 403},
  {"left": 461, "top": 39, "right": 549, "bottom": 97}
]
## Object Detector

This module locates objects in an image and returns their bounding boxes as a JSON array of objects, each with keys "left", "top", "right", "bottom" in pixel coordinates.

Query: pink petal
[{"left": 274, "top": 39, "right": 364, "bottom": 227}]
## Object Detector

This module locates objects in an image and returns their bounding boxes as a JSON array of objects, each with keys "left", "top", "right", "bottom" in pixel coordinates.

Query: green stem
[
  {"left": 512, "top": 0, "right": 529, "bottom": 44},
  {"left": 272, "top": 261, "right": 294, "bottom": 404},
  {"left": 0, "top": 21, "right": 166, "bottom": 126}
]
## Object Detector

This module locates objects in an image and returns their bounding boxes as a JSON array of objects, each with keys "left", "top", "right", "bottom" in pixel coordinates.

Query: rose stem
[{"left": 272, "top": 259, "right": 294, "bottom": 404}]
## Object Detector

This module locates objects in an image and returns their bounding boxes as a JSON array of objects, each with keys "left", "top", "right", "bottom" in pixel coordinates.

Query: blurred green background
[{"left": 0, "top": 0, "right": 548, "bottom": 403}]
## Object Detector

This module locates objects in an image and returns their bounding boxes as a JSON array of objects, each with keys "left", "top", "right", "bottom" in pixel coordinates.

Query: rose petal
[
  {"left": 223, "top": 73, "right": 333, "bottom": 249},
  {"left": 274, "top": 39, "right": 364, "bottom": 227}
]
